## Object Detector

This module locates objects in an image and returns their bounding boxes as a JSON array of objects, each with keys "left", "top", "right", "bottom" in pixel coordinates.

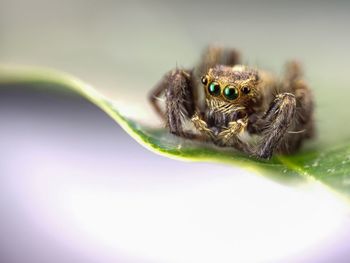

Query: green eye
[
  {"left": 208, "top": 82, "right": 221, "bottom": 96},
  {"left": 223, "top": 86, "right": 239, "bottom": 100}
]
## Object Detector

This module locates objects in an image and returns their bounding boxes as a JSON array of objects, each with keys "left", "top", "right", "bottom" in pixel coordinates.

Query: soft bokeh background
[{"left": 1, "top": 0, "right": 350, "bottom": 262}]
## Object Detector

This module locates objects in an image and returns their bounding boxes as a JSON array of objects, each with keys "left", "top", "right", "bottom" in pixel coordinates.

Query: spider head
[{"left": 201, "top": 65, "right": 260, "bottom": 113}]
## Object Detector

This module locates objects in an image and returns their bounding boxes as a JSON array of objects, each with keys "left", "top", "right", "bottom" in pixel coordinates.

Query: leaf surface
[{"left": 0, "top": 66, "right": 349, "bottom": 198}]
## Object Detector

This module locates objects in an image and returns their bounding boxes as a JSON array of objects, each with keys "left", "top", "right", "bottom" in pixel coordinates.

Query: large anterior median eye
[
  {"left": 223, "top": 85, "right": 239, "bottom": 100},
  {"left": 208, "top": 82, "right": 221, "bottom": 96}
]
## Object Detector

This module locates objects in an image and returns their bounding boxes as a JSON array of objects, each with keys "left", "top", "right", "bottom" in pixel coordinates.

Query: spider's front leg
[
  {"left": 149, "top": 69, "right": 197, "bottom": 138},
  {"left": 216, "top": 118, "right": 252, "bottom": 155},
  {"left": 191, "top": 112, "right": 214, "bottom": 140},
  {"left": 256, "top": 93, "right": 297, "bottom": 159}
]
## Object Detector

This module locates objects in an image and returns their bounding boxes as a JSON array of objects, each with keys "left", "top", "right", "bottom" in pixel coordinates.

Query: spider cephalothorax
[
  {"left": 203, "top": 65, "right": 261, "bottom": 115},
  {"left": 149, "top": 46, "right": 314, "bottom": 159}
]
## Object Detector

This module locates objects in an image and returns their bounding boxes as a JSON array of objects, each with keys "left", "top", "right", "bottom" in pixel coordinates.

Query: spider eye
[
  {"left": 241, "top": 86, "right": 251, "bottom": 94},
  {"left": 208, "top": 82, "right": 221, "bottom": 96},
  {"left": 201, "top": 75, "right": 209, "bottom": 85},
  {"left": 223, "top": 86, "right": 239, "bottom": 100}
]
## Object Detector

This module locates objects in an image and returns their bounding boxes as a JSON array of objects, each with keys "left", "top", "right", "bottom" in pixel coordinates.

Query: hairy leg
[
  {"left": 216, "top": 118, "right": 253, "bottom": 154},
  {"left": 277, "top": 61, "right": 315, "bottom": 154},
  {"left": 191, "top": 112, "right": 214, "bottom": 140},
  {"left": 149, "top": 69, "right": 199, "bottom": 138},
  {"left": 256, "top": 93, "right": 297, "bottom": 159}
]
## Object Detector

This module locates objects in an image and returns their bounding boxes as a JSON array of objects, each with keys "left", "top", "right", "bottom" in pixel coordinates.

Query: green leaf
[{"left": 1, "top": 66, "right": 349, "bottom": 198}]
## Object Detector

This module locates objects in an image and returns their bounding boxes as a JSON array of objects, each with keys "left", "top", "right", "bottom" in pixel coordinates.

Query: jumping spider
[{"left": 149, "top": 46, "right": 315, "bottom": 159}]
